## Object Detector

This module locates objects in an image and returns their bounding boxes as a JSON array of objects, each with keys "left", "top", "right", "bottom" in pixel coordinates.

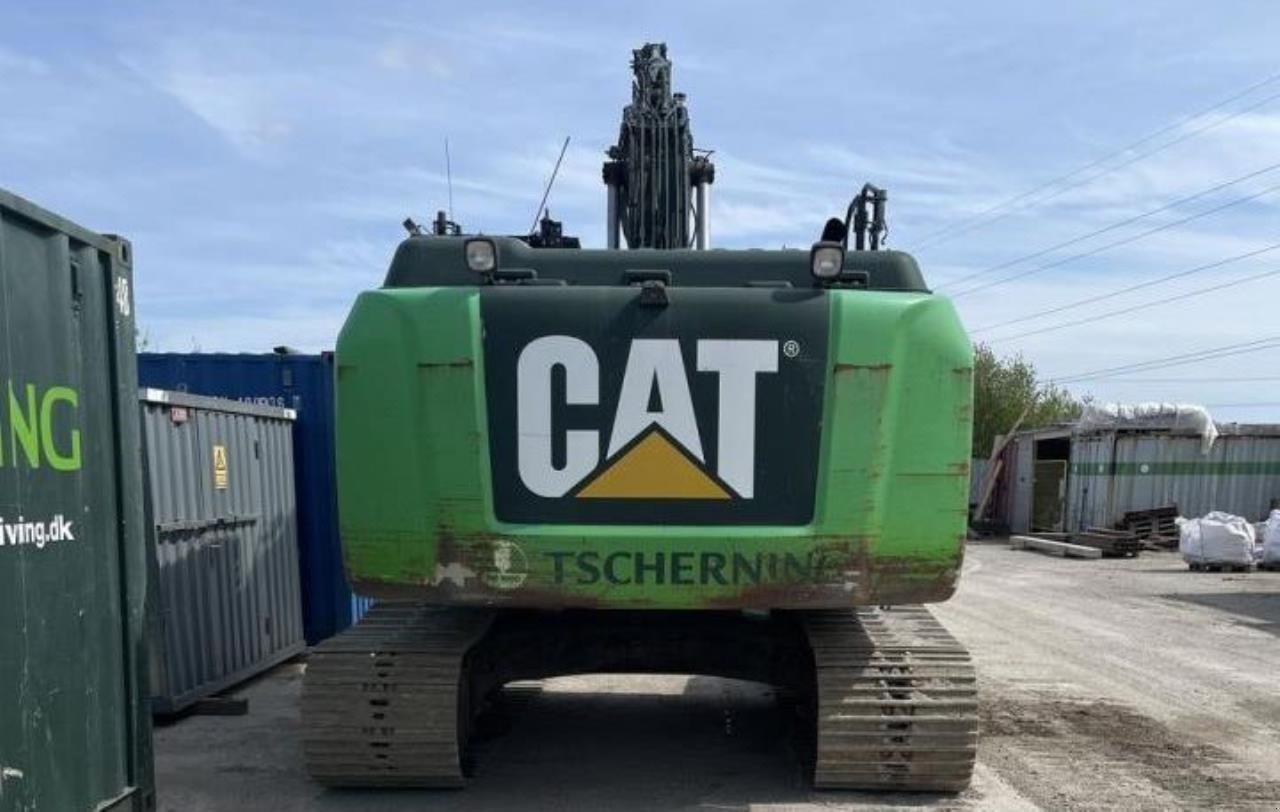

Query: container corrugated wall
[
  {"left": 141, "top": 389, "right": 305, "bottom": 714},
  {"left": 1066, "top": 428, "right": 1280, "bottom": 531},
  {"left": 138, "top": 352, "right": 369, "bottom": 643},
  {"left": 0, "top": 189, "right": 153, "bottom": 810}
]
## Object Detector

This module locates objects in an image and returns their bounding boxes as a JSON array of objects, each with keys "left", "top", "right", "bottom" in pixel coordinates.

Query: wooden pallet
[
  {"left": 1121, "top": 506, "right": 1179, "bottom": 545},
  {"left": 1140, "top": 534, "right": 1180, "bottom": 551}
]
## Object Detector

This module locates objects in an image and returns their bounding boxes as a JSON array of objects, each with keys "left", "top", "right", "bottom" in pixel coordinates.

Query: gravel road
[{"left": 154, "top": 541, "right": 1280, "bottom": 810}]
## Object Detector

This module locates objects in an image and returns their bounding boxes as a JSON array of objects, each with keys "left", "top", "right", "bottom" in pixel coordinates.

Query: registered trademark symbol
[{"left": 782, "top": 340, "right": 800, "bottom": 358}]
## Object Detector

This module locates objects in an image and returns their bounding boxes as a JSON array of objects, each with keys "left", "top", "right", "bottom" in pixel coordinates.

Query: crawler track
[
  {"left": 302, "top": 603, "right": 493, "bottom": 787},
  {"left": 803, "top": 606, "right": 977, "bottom": 792}
]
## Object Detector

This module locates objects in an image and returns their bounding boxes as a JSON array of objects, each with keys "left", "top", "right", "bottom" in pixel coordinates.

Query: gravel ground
[{"left": 154, "top": 541, "right": 1280, "bottom": 811}]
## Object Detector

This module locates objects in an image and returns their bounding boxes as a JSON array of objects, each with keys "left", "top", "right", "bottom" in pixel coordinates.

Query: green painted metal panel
[
  {"left": 336, "top": 272, "right": 972, "bottom": 610},
  {"left": 0, "top": 189, "right": 152, "bottom": 812}
]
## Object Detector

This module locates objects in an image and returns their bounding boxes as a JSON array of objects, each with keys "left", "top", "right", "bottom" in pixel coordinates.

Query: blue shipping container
[{"left": 138, "top": 352, "right": 370, "bottom": 644}]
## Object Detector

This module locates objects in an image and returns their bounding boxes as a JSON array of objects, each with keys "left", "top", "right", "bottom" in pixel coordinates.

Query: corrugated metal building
[
  {"left": 1067, "top": 424, "right": 1280, "bottom": 532},
  {"left": 141, "top": 389, "right": 305, "bottom": 713},
  {"left": 138, "top": 352, "right": 371, "bottom": 644},
  {"left": 994, "top": 420, "right": 1280, "bottom": 534}
]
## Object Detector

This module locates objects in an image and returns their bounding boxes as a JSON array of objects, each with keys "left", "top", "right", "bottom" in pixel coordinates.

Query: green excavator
[{"left": 303, "top": 42, "right": 976, "bottom": 792}]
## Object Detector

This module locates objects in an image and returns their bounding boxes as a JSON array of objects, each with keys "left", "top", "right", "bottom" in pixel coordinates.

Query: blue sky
[{"left": 3, "top": 1, "right": 1279, "bottom": 421}]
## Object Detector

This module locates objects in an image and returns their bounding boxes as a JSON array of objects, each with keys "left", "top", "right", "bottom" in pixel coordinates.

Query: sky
[{"left": 2, "top": 1, "right": 1279, "bottom": 422}]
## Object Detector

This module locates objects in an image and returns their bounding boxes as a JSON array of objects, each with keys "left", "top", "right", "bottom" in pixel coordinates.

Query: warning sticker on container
[{"left": 213, "top": 445, "right": 229, "bottom": 489}]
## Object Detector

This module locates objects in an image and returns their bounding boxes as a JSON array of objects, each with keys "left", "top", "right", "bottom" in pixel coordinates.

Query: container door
[
  {"left": 1031, "top": 460, "right": 1068, "bottom": 532},
  {"left": 1008, "top": 438, "right": 1036, "bottom": 533},
  {"left": 0, "top": 207, "right": 148, "bottom": 809}
]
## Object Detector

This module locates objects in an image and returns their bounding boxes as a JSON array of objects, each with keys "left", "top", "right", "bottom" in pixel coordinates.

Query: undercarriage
[{"left": 302, "top": 604, "right": 976, "bottom": 791}]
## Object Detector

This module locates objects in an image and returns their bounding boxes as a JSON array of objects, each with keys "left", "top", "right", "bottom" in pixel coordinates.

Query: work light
[
  {"left": 810, "top": 241, "right": 844, "bottom": 280},
  {"left": 464, "top": 238, "right": 497, "bottom": 274}
]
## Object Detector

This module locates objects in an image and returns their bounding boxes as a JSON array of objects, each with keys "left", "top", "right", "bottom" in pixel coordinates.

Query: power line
[
  {"left": 937, "top": 161, "right": 1280, "bottom": 291},
  {"left": 1045, "top": 336, "right": 1280, "bottom": 385},
  {"left": 916, "top": 72, "right": 1280, "bottom": 246},
  {"left": 988, "top": 266, "right": 1280, "bottom": 343},
  {"left": 915, "top": 72, "right": 1280, "bottom": 249},
  {"left": 1080, "top": 376, "right": 1280, "bottom": 383},
  {"left": 971, "top": 241, "right": 1280, "bottom": 334},
  {"left": 1204, "top": 402, "right": 1280, "bottom": 408},
  {"left": 925, "top": 88, "right": 1280, "bottom": 250},
  {"left": 948, "top": 180, "right": 1280, "bottom": 299}
]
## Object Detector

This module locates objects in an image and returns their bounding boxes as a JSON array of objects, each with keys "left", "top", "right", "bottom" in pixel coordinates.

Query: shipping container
[
  {"left": 138, "top": 353, "right": 368, "bottom": 643},
  {"left": 0, "top": 189, "right": 153, "bottom": 810},
  {"left": 141, "top": 389, "right": 305, "bottom": 713}
]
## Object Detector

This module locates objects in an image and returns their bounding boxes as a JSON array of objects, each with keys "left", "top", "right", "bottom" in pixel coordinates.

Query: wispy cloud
[
  {"left": 0, "top": 44, "right": 48, "bottom": 76},
  {"left": 375, "top": 40, "right": 452, "bottom": 78}
]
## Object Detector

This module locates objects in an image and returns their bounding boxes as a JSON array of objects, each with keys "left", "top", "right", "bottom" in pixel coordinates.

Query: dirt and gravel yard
[{"left": 153, "top": 540, "right": 1280, "bottom": 810}]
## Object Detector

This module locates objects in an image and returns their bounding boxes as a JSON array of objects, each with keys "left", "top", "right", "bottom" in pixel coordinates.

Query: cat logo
[
  {"left": 481, "top": 288, "right": 827, "bottom": 525},
  {"left": 517, "top": 337, "right": 776, "bottom": 500}
]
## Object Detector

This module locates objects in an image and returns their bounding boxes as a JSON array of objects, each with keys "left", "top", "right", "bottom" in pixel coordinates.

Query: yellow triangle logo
[{"left": 575, "top": 427, "right": 733, "bottom": 500}]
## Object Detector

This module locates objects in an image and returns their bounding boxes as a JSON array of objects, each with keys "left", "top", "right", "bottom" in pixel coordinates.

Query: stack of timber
[
  {"left": 1012, "top": 528, "right": 1141, "bottom": 559},
  {"left": 1009, "top": 535, "right": 1102, "bottom": 560},
  {"left": 1120, "top": 506, "right": 1180, "bottom": 549},
  {"left": 1074, "top": 528, "right": 1142, "bottom": 558}
]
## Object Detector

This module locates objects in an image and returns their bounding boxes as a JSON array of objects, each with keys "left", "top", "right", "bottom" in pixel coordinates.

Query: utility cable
[
  {"left": 1070, "top": 376, "right": 1280, "bottom": 383},
  {"left": 988, "top": 266, "right": 1280, "bottom": 343},
  {"left": 937, "top": 161, "right": 1280, "bottom": 291},
  {"left": 1045, "top": 336, "right": 1280, "bottom": 385},
  {"left": 914, "top": 72, "right": 1280, "bottom": 249},
  {"left": 948, "top": 181, "right": 1280, "bottom": 299},
  {"left": 971, "top": 240, "right": 1280, "bottom": 333}
]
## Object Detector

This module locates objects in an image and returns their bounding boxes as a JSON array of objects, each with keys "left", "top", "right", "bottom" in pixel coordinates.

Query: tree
[{"left": 971, "top": 343, "right": 1085, "bottom": 457}]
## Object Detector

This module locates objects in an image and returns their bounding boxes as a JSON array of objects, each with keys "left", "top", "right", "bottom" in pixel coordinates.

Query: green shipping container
[{"left": 0, "top": 189, "right": 153, "bottom": 812}]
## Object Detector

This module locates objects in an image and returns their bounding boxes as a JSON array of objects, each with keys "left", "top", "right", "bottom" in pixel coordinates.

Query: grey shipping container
[
  {"left": 0, "top": 189, "right": 153, "bottom": 810},
  {"left": 141, "top": 389, "right": 305, "bottom": 714},
  {"left": 137, "top": 352, "right": 373, "bottom": 644}
]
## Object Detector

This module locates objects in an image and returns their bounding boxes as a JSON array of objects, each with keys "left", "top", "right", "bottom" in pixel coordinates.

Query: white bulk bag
[
  {"left": 1263, "top": 510, "right": 1280, "bottom": 566},
  {"left": 1177, "top": 512, "right": 1256, "bottom": 566}
]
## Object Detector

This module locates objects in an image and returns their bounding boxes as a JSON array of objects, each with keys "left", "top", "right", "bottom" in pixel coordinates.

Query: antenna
[
  {"left": 444, "top": 137, "right": 455, "bottom": 225},
  {"left": 530, "top": 136, "right": 571, "bottom": 234}
]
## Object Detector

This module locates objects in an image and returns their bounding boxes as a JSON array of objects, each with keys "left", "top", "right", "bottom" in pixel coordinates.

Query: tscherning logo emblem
[{"left": 517, "top": 337, "right": 779, "bottom": 500}]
